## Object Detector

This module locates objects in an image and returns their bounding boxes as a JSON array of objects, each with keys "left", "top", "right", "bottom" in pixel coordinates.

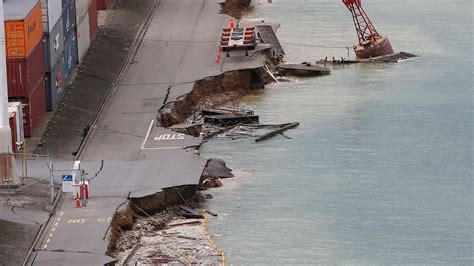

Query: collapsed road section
[{"left": 29, "top": 0, "right": 284, "bottom": 264}]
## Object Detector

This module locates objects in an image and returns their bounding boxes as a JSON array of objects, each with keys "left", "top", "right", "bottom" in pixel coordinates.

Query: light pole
[{"left": 0, "top": 1, "right": 19, "bottom": 187}]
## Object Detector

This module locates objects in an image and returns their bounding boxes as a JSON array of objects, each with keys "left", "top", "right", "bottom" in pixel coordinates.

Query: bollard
[
  {"left": 85, "top": 184, "right": 89, "bottom": 199},
  {"left": 230, "top": 18, "right": 234, "bottom": 29}
]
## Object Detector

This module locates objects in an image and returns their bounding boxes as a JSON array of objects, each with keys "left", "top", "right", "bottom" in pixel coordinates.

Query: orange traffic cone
[
  {"left": 230, "top": 18, "right": 234, "bottom": 29},
  {"left": 75, "top": 193, "right": 81, "bottom": 208}
]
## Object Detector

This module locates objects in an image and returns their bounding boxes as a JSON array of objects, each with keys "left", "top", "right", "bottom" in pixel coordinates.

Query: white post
[
  {"left": 49, "top": 159, "right": 54, "bottom": 204},
  {"left": 0, "top": 1, "right": 19, "bottom": 187}
]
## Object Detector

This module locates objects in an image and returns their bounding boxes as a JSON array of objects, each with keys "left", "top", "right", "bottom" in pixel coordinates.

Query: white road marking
[
  {"left": 154, "top": 133, "right": 185, "bottom": 141},
  {"left": 141, "top": 120, "right": 155, "bottom": 150}
]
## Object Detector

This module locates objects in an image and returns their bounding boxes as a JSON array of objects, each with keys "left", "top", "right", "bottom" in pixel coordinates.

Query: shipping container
[
  {"left": 6, "top": 40, "right": 45, "bottom": 98},
  {"left": 8, "top": 104, "right": 25, "bottom": 145},
  {"left": 9, "top": 79, "right": 47, "bottom": 137},
  {"left": 63, "top": 34, "right": 78, "bottom": 84},
  {"left": 75, "top": 0, "right": 89, "bottom": 24},
  {"left": 62, "top": 0, "right": 76, "bottom": 41},
  {"left": 4, "top": 0, "right": 43, "bottom": 59},
  {"left": 8, "top": 112, "right": 18, "bottom": 152},
  {"left": 8, "top": 103, "right": 25, "bottom": 147},
  {"left": 62, "top": 0, "right": 73, "bottom": 8},
  {"left": 43, "top": 17, "right": 64, "bottom": 70},
  {"left": 89, "top": 0, "right": 98, "bottom": 39},
  {"left": 97, "top": 0, "right": 110, "bottom": 10},
  {"left": 76, "top": 12, "right": 90, "bottom": 64},
  {"left": 41, "top": 0, "right": 62, "bottom": 33},
  {"left": 45, "top": 56, "right": 65, "bottom": 110}
]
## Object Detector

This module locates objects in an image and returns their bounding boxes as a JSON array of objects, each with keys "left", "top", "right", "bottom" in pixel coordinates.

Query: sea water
[{"left": 202, "top": 0, "right": 473, "bottom": 264}]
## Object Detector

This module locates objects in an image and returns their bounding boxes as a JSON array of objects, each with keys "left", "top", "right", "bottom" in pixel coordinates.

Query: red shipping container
[
  {"left": 6, "top": 39, "right": 45, "bottom": 98},
  {"left": 89, "top": 0, "right": 98, "bottom": 39},
  {"left": 96, "top": 0, "right": 110, "bottom": 10},
  {"left": 9, "top": 112, "right": 18, "bottom": 152},
  {"left": 9, "top": 79, "right": 47, "bottom": 138}
]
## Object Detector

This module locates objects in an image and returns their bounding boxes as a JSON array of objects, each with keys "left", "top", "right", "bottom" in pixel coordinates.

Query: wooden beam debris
[{"left": 255, "top": 122, "right": 300, "bottom": 142}]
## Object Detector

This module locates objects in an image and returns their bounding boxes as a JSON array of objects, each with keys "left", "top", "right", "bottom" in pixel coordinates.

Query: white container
[
  {"left": 75, "top": 0, "right": 89, "bottom": 24},
  {"left": 77, "top": 11, "right": 90, "bottom": 63},
  {"left": 41, "top": 0, "right": 62, "bottom": 32},
  {"left": 8, "top": 102, "right": 25, "bottom": 146}
]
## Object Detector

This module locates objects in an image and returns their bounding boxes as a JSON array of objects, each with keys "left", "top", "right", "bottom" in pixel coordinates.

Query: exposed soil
[
  {"left": 220, "top": 0, "right": 252, "bottom": 19},
  {"left": 160, "top": 67, "right": 272, "bottom": 128}
]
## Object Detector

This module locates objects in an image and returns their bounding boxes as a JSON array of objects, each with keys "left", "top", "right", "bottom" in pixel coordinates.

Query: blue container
[
  {"left": 62, "top": 0, "right": 76, "bottom": 41},
  {"left": 63, "top": 34, "right": 78, "bottom": 84},
  {"left": 62, "top": 0, "right": 73, "bottom": 10},
  {"left": 45, "top": 56, "right": 65, "bottom": 111},
  {"left": 44, "top": 18, "right": 64, "bottom": 71}
]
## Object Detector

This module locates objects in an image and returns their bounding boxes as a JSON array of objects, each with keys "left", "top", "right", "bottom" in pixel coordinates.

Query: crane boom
[
  {"left": 342, "top": 0, "right": 394, "bottom": 58},
  {"left": 343, "top": 0, "right": 379, "bottom": 44}
]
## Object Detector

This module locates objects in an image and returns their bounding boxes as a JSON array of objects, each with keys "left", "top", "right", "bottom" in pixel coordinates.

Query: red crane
[{"left": 342, "top": 0, "right": 394, "bottom": 58}]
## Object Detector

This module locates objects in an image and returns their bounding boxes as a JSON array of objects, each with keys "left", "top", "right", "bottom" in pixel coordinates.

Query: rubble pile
[{"left": 115, "top": 206, "right": 221, "bottom": 265}]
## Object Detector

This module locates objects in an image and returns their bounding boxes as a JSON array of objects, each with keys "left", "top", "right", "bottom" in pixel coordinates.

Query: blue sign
[{"left": 62, "top": 175, "right": 73, "bottom": 181}]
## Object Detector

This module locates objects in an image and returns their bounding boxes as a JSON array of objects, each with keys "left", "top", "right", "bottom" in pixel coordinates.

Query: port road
[{"left": 31, "top": 0, "right": 266, "bottom": 264}]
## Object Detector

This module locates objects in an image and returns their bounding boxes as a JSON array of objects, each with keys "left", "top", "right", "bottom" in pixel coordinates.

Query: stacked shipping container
[
  {"left": 76, "top": 0, "right": 90, "bottom": 63},
  {"left": 4, "top": 0, "right": 47, "bottom": 137},
  {"left": 42, "top": 0, "right": 64, "bottom": 110},
  {"left": 8, "top": 112, "right": 18, "bottom": 152},
  {"left": 4, "top": 0, "right": 99, "bottom": 144},
  {"left": 62, "top": 0, "right": 78, "bottom": 87},
  {"left": 8, "top": 102, "right": 25, "bottom": 152},
  {"left": 89, "top": 0, "right": 98, "bottom": 39},
  {"left": 97, "top": 0, "right": 110, "bottom": 10}
]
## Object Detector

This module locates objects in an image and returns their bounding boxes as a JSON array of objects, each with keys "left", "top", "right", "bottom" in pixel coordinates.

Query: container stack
[
  {"left": 4, "top": 0, "right": 99, "bottom": 144},
  {"left": 89, "top": 0, "right": 99, "bottom": 39},
  {"left": 8, "top": 103, "right": 25, "bottom": 152},
  {"left": 41, "top": 0, "right": 64, "bottom": 111},
  {"left": 76, "top": 0, "right": 90, "bottom": 64},
  {"left": 97, "top": 0, "right": 111, "bottom": 10},
  {"left": 62, "top": 0, "right": 78, "bottom": 88},
  {"left": 4, "top": 0, "right": 46, "bottom": 137}
]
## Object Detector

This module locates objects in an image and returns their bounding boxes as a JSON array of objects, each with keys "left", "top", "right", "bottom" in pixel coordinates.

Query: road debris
[
  {"left": 317, "top": 52, "right": 418, "bottom": 65},
  {"left": 255, "top": 122, "right": 300, "bottom": 142},
  {"left": 114, "top": 201, "right": 221, "bottom": 265}
]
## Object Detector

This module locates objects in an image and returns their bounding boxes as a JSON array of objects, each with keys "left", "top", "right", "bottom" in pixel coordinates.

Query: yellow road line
[{"left": 201, "top": 216, "right": 226, "bottom": 266}]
